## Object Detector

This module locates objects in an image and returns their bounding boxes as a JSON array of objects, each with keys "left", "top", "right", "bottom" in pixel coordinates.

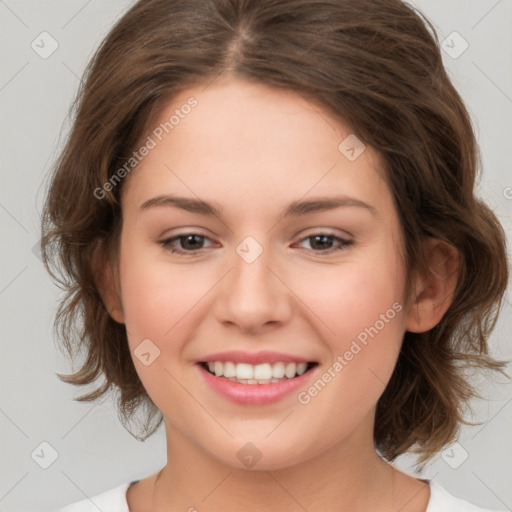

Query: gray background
[{"left": 1, "top": 0, "right": 511, "bottom": 510}]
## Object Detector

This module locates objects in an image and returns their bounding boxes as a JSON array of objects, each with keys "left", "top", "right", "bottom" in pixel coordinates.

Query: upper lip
[{"left": 197, "top": 350, "right": 315, "bottom": 365}]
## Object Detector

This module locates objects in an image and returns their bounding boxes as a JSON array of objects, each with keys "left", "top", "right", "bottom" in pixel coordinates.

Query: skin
[{"left": 96, "top": 76, "right": 458, "bottom": 512}]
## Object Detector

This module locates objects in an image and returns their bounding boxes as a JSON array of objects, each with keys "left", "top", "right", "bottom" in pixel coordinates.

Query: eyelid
[{"left": 295, "top": 226, "right": 354, "bottom": 240}]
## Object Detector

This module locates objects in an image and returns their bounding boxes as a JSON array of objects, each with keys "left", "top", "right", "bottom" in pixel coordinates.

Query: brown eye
[
  {"left": 178, "top": 234, "right": 205, "bottom": 250},
  {"left": 158, "top": 233, "right": 214, "bottom": 254},
  {"left": 295, "top": 233, "right": 353, "bottom": 253}
]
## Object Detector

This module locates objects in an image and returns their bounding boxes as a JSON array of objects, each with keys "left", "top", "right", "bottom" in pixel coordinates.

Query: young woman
[{"left": 41, "top": 0, "right": 509, "bottom": 510}]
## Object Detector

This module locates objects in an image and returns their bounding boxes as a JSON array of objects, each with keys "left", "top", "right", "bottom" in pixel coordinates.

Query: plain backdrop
[{"left": 1, "top": 1, "right": 511, "bottom": 510}]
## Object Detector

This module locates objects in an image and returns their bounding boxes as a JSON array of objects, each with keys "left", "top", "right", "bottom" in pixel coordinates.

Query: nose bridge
[
  {"left": 234, "top": 245, "right": 270, "bottom": 290},
  {"left": 231, "top": 235, "right": 277, "bottom": 301},
  {"left": 215, "top": 234, "right": 291, "bottom": 331}
]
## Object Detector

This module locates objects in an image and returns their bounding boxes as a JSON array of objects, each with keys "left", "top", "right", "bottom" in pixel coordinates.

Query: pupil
[
  {"left": 182, "top": 235, "right": 203, "bottom": 250},
  {"left": 311, "top": 235, "right": 332, "bottom": 250}
]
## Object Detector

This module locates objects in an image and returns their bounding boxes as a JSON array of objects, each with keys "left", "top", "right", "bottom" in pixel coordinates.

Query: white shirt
[{"left": 55, "top": 479, "right": 506, "bottom": 512}]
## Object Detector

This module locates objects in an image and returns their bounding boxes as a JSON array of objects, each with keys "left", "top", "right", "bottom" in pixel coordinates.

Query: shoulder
[
  {"left": 55, "top": 481, "right": 132, "bottom": 512},
  {"left": 427, "top": 480, "right": 506, "bottom": 512}
]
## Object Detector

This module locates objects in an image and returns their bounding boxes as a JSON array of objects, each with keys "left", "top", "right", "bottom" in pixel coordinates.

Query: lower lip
[{"left": 197, "top": 364, "right": 317, "bottom": 405}]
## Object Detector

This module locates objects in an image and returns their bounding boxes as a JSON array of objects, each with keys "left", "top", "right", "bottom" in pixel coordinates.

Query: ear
[
  {"left": 91, "top": 240, "right": 125, "bottom": 324},
  {"left": 405, "top": 238, "right": 459, "bottom": 333}
]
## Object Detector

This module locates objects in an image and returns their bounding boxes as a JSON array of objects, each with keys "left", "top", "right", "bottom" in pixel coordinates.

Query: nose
[{"left": 214, "top": 242, "right": 292, "bottom": 335}]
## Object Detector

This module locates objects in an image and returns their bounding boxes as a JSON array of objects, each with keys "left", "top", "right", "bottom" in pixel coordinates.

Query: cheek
[
  {"left": 116, "top": 241, "right": 208, "bottom": 410},
  {"left": 118, "top": 237, "right": 209, "bottom": 343},
  {"left": 296, "top": 242, "right": 406, "bottom": 345},
  {"left": 293, "top": 242, "right": 406, "bottom": 410}
]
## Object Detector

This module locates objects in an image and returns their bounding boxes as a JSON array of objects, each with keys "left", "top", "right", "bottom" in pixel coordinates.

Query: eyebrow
[{"left": 140, "top": 194, "right": 377, "bottom": 218}]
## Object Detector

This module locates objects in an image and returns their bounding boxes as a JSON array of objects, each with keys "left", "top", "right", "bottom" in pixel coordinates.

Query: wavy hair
[{"left": 40, "top": 0, "right": 509, "bottom": 468}]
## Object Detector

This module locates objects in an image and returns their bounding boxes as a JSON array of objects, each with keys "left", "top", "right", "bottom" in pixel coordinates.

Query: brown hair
[{"left": 41, "top": 0, "right": 510, "bottom": 468}]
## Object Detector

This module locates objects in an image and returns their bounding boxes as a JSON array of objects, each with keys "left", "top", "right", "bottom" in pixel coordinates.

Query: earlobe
[
  {"left": 405, "top": 238, "right": 459, "bottom": 333},
  {"left": 91, "top": 240, "right": 125, "bottom": 324}
]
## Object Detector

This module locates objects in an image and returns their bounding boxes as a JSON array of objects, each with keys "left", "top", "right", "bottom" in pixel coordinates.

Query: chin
[{"left": 208, "top": 436, "right": 318, "bottom": 472}]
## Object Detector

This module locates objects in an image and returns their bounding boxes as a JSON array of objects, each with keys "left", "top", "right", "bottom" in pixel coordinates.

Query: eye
[
  {"left": 294, "top": 233, "right": 353, "bottom": 253},
  {"left": 158, "top": 233, "right": 215, "bottom": 254},
  {"left": 158, "top": 231, "right": 353, "bottom": 256}
]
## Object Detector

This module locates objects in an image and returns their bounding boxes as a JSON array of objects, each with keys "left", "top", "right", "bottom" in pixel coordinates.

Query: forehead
[
  {"left": 122, "top": 77, "right": 390, "bottom": 215},
  {"left": 146, "top": 77, "right": 364, "bottom": 164}
]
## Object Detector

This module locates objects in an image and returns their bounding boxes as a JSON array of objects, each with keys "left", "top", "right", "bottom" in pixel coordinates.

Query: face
[{"left": 113, "top": 77, "right": 410, "bottom": 470}]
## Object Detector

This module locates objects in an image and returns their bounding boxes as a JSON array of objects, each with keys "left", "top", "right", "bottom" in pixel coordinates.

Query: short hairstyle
[{"left": 41, "top": 0, "right": 509, "bottom": 468}]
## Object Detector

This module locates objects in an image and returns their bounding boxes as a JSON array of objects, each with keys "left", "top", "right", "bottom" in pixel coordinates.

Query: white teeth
[
  {"left": 285, "top": 362, "right": 296, "bottom": 379},
  {"left": 223, "top": 361, "right": 236, "bottom": 378},
  {"left": 272, "top": 362, "right": 285, "bottom": 378},
  {"left": 235, "top": 363, "right": 253, "bottom": 380},
  {"left": 296, "top": 362, "right": 308, "bottom": 376},
  {"left": 253, "top": 363, "right": 272, "bottom": 380},
  {"left": 203, "top": 361, "right": 312, "bottom": 382}
]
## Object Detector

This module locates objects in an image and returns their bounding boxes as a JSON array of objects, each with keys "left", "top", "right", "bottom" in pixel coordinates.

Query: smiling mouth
[{"left": 199, "top": 361, "right": 318, "bottom": 384}]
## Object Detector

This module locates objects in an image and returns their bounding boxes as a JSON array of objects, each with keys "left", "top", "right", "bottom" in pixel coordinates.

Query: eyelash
[{"left": 157, "top": 232, "right": 353, "bottom": 256}]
